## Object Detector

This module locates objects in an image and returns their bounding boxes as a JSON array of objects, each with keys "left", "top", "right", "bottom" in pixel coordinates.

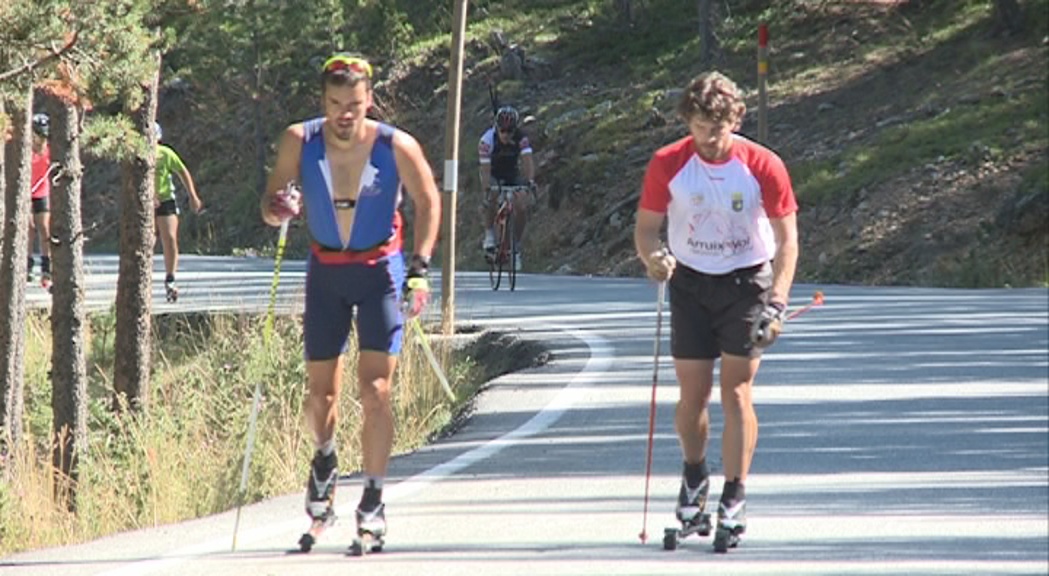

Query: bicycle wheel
[
  {"left": 487, "top": 222, "right": 501, "bottom": 291},
  {"left": 507, "top": 207, "right": 517, "bottom": 292},
  {"left": 491, "top": 215, "right": 510, "bottom": 291}
]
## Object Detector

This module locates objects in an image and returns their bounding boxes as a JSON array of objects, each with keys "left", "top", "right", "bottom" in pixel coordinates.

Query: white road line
[{"left": 94, "top": 325, "right": 612, "bottom": 576}]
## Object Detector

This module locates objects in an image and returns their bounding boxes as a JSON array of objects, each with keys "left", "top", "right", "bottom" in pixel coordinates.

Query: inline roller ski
[
  {"left": 663, "top": 478, "right": 712, "bottom": 551},
  {"left": 39, "top": 258, "right": 51, "bottom": 292},
  {"left": 164, "top": 280, "right": 178, "bottom": 303},
  {"left": 712, "top": 500, "right": 746, "bottom": 553},
  {"left": 296, "top": 450, "right": 338, "bottom": 553},
  {"left": 349, "top": 504, "right": 386, "bottom": 556},
  {"left": 296, "top": 512, "right": 336, "bottom": 553}
]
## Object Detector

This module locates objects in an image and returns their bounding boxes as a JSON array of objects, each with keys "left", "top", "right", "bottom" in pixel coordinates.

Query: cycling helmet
[
  {"left": 494, "top": 106, "right": 519, "bottom": 132},
  {"left": 154, "top": 122, "right": 163, "bottom": 142},
  {"left": 32, "top": 113, "right": 49, "bottom": 138}
]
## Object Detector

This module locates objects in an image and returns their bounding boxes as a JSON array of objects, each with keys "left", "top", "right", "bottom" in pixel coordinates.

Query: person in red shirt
[
  {"left": 634, "top": 71, "right": 799, "bottom": 552},
  {"left": 28, "top": 113, "right": 56, "bottom": 288}
]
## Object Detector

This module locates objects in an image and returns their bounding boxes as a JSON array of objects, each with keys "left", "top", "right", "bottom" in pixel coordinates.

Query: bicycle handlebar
[{"left": 489, "top": 184, "right": 532, "bottom": 193}]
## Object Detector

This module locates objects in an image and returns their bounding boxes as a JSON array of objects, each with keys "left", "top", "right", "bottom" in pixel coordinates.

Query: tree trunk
[
  {"left": 0, "top": 89, "right": 33, "bottom": 454},
  {"left": 113, "top": 56, "right": 160, "bottom": 413},
  {"left": 251, "top": 1, "right": 268, "bottom": 198},
  {"left": 1, "top": 100, "right": 7, "bottom": 268},
  {"left": 697, "top": 0, "right": 717, "bottom": 69},
  {"left": 993, "top": 0, "right": 1024, "bottom": 35},
  {"left": 45, "top": 96, "right": 88, "bottom": 509},
  {"left": 614, "top": 0, "right": 633, "bottom": 24}
]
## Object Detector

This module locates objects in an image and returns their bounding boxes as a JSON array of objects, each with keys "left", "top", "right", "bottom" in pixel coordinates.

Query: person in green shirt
[{"left": 154, "top": 122, "right": 203, "bottom": 302}]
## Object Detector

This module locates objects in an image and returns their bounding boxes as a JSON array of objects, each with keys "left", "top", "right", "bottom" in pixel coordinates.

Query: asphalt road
[{"left": 6, "top": 254, "right": 1048, "bottom": 575}]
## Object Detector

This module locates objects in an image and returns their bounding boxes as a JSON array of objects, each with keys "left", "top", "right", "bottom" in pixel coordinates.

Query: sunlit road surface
[{"left": 7, "top": 254, "right": 1048, "bottom": 575}]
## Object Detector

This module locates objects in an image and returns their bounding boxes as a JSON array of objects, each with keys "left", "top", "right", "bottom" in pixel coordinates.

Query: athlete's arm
[
  {"left": 768, "top": 212, "right": 798, "bottom": 307},
  {"left": 261, "top": 124, "right": 304, "bottom": 227},
  {"left": 478, "top": 132, "right": 492, "bottom": 193},
  {"left": 634, "top": 208, "right": 666, "bottom": 265},
  {"left": 393, "top": 131, "right": 440, "bottom": 259},
  {"left": 173, "top": 161, "right": 202, "bottom": 213},
  {"left": 521, "top": 151, "right": 535, "bottom": 183},
  {"left": 479, "top": 163, "right": 492, "bottom": 193}
]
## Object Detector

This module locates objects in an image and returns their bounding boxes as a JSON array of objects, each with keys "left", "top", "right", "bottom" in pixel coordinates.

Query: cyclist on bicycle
[{"left": 478, "top": 105, "right": 535, "bottom": 271}]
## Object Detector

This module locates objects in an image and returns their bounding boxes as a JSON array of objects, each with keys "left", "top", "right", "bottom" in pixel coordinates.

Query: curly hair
[{"left": 676, "top": 71, "right": 746, "bottom": 124}]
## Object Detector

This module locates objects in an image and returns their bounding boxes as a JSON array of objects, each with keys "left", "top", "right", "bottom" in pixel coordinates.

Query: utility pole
[{"left": 441, "top": 0, "right": 469, "bottom": 335}]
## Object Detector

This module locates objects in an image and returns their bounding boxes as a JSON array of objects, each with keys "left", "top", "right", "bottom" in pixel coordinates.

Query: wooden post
[
  {"left": 757, "top": 23, "right": 769, "bottom": 143},
  {"left": 441, "top": 0, "right": 469, "bottom": 336}
]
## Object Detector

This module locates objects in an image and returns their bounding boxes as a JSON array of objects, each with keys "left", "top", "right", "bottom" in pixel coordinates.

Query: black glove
[
  {"left": 402, "top": 254, "right": 431, "bottom": 319},
  {"left": 750, "top": 302, "right": 786, "bottom": 348}
]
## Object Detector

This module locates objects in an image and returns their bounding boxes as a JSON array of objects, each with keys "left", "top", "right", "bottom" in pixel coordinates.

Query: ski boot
[
  {"left": 164, "top": 280, "right": 178, "bottom": 303},
  {"left": 713, "top": 499, "right": 746, "bottom": 553},
  {"left": 349, "top": 503, "right": 386, "bottom": 556},
  {"left": 663, "top": 477, "right": 712, "bottom": 551},
  {"left": 297, "top": 450, "right": 338, "bottom": 552},
  {"left": 39, "top": 257, "right": 52, "bottom": 292}
]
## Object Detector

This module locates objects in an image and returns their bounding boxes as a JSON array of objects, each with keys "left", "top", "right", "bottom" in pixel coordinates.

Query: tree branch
[{"left": 0, "top": 30, "right": 79, "bottom": 83}]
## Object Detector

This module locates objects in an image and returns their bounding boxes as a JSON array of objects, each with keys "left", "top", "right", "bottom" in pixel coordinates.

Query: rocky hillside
[
  {"left": 388, "top": 0, "right": 1048, "bottom": 287},
  {"left": 81, "top": 0, "right": 1048, "bottom": 288}
]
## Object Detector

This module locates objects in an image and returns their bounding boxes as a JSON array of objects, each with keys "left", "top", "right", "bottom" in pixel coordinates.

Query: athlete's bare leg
[
  {"left": 719, "top": 354, "right": 761, "bottom": 481},
  {"left": 358, "top": 350, "right": 397, "bottom": 476},
  {"left": 674, "top": 358, "right": 715, "bottom": 463},
  {"left": 156, "top": 214, "right": 179, "bottom": 278}
]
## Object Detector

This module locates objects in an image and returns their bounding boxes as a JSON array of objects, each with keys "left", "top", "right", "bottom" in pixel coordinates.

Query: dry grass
[{"left": 0, "top": 311, "right": 479, "bottom": 555}]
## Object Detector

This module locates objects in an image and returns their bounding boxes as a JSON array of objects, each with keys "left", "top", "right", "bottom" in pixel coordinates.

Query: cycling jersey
[{"left": 478, "top": 127, "right": 532, "bottom": 183}]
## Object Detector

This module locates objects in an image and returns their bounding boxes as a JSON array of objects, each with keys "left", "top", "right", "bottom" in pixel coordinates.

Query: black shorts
[
  {"left": 31, "top": 197, "right": 49, "bottom": 214},
  {"left": 669, "top": 262, "right": 773, "bottom": 359},
  {"left": 155, "top": 199, "right": 179, "bottom": 217}
]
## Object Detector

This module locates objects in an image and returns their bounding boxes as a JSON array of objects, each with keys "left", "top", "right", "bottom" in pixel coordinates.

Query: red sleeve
[
  {"left": 754, "top": 150, "right": 797, "bottom": 219},
  {"left": 639, "top": 152, "right": 672, "bottom": 214}
]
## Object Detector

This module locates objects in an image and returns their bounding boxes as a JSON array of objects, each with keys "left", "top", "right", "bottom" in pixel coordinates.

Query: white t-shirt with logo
[{"left": 639, "top": 134, "right": 797, "bottom": 275}]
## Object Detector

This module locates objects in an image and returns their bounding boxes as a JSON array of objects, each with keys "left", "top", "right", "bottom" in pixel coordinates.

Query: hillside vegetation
[{"left": 84, "top": 0, "right": 1049, "bottom": 287}]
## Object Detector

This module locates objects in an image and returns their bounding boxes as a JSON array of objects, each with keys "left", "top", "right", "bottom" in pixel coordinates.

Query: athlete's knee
[
  {"left": 358, "top": 376, "right": 392, "bottom": 411},
  {"left": 676, "top": 396, "right": 710, "bottom": 419},
  {"left": 720, "top": 384, "right": 755, "bottom": 416}
]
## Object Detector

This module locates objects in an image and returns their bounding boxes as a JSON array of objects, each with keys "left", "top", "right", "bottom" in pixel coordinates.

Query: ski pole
[
  {"left": 638, "top": 281, "right": 666, "bottom": 544},
  {"left": 231, "top": 218, "right": 289, "bottom": 551},
  {"left": 786, "top": 290, "right": 825, "bottom": 322},
  {"left": 410, "top": 318, "right": 456, "bottom": 403}
]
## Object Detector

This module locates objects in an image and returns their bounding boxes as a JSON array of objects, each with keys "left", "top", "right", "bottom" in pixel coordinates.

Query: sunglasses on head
[{"left": 322, "top": 54, "right": 373, "bottom": 78}]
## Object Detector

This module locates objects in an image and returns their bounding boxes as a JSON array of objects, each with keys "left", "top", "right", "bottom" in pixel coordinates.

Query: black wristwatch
[{"left": 409, "top": 254, "right": 430, "bottom": 276}]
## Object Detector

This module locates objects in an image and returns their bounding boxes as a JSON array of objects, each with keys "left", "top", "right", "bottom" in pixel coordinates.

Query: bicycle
[{"left": 487, "top": 183, "right": 531, "bottom": 291}]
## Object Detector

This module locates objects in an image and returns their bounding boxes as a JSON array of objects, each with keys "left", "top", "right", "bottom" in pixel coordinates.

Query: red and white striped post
[{"left": 757, "top": 23, "right": 769, "bottom": 143}]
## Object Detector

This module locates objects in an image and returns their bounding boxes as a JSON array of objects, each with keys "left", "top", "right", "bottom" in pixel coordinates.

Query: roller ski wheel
[
  {"left": 40, "top": 274, "right": 52, "bottom": 293},
  {"left": 296, "top": 514, "right": 336, "bottom": 553},
  {"left": 662, "top": 513, "right": 712, "bottom": 551},
  {"left": 713, "top": 524, "right": 742, "bottom": 553},
  {"left": 349, "top": 531, "right": 384, "bottom": 556}
]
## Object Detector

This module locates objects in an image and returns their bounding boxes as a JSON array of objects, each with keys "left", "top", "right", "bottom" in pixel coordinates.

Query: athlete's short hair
[{"left": 677, "top": 71, "right": 746, "bottom": 124}]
